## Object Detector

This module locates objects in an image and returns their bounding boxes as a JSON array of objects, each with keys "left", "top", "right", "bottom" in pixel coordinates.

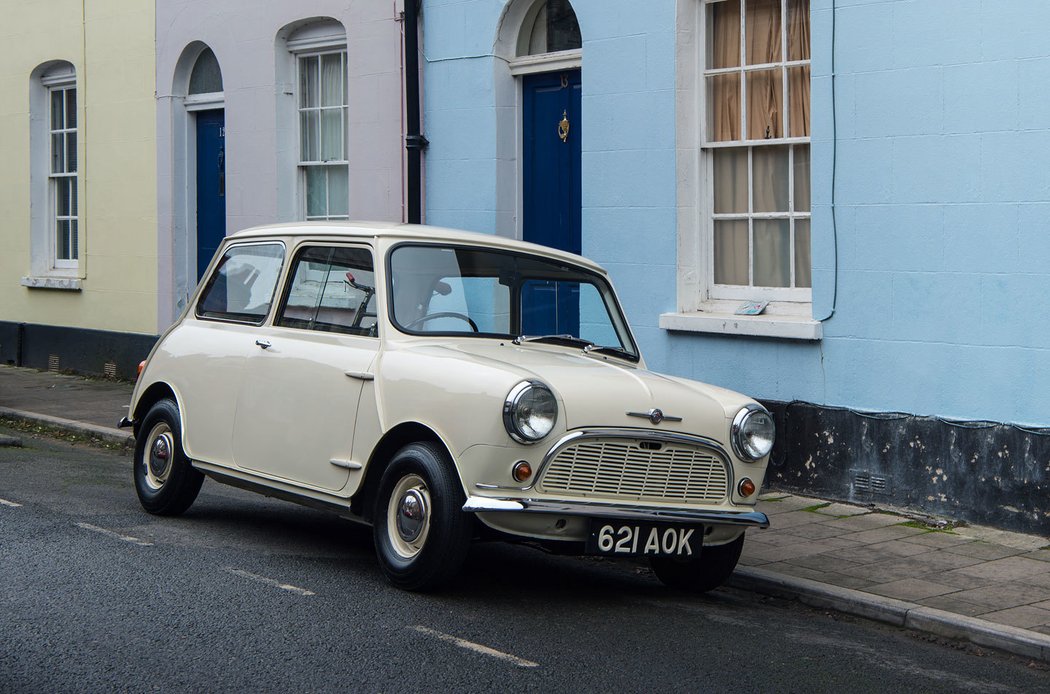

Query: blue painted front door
[
  {"left": 196, "top": 110, "right": 226, "bottom": 281},
  {"left": 522, "top": 71, "right": 581, "bottom": 336}
]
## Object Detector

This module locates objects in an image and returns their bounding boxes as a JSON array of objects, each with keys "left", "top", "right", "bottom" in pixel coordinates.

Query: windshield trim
[{"left": 385, "top": 241, "right": 639, "bottom": 361}]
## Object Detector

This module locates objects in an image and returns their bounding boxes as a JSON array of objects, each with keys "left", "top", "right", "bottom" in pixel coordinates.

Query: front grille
[{"left": 538, "top": 439, "right": 729, "bottom": 503}]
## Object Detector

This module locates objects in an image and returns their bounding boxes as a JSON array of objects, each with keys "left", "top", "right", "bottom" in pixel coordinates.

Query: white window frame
[
  {"left": 295, "top": 48, "right": 349, "bottom": 221},
  {"left": 46, "top": 77, "right": 78, "bottom": 269},
  {"left": 661, "top": 0, "right": 819, "bottom": 339},
  {"left": 702, "top": 0, "right": 811, "bottom": 303}
]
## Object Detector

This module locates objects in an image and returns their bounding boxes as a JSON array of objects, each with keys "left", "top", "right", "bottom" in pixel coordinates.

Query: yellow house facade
[{"left": 0, "top": 0, "right": 157, "bottom": 377}]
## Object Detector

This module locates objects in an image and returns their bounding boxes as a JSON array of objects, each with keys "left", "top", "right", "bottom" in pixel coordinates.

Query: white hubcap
[{"left": 387, "top": 474, "right": 431, "bottom": 559}]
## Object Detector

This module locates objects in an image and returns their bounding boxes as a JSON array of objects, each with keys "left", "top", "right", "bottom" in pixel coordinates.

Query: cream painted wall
[{"left": 0, "top": 0, "right": 157, "bottom": 335}]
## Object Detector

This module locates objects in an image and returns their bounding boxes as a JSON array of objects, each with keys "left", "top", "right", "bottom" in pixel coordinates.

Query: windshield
[{"left": 388, "top": 244, "right": 638, "bottom": 360}]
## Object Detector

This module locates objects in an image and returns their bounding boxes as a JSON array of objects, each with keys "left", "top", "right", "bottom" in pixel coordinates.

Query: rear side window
[
  {"left": 196, "top": 243, "right": 285, "bottom": 323},
  {"left": 276, "top": 245, "right": 377, "bottom": 336}
]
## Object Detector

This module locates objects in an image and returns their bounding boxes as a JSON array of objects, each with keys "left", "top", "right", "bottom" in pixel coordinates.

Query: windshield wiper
[
  {"left": 513, "top": 334, "right": 594, "bottom": 348},
  {"left": 513, "top": 334, "right": 635, "bottom": 361}
]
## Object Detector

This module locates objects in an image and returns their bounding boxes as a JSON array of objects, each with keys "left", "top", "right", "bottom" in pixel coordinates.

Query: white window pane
[
  {"left": 714, "top": 219, "right": 749, "bottom": 285},
  {"left": 795, "top": 219, "right": 811, "bottom": 288},
  {"left": 70, "top": 219, "right": 78, "bottom": 259},
  {"left": 189, "top": 48, "right": 223, "bottom": 94},
  {"left": 788, "top": 65, "right": 810, "bottom": 138},
  {"left": 321, "top": 53, "right": 344, "bottom": 107},
  {"left": 51, "top": 134, "right": 64, "bottom": 174},
  {"left": 56, "top": 220, "right": 71, "bottom": 260},
  {"left": 707, "top": 0, "right": 741, "bottom": 69},
  {"left": 788, "top": 0, "right": 810, "bottom": 62},
  {"left": 66, "top": 132, "right": 77, "bottom": 172},
  {"left": 305, "top": 167, "right": 327, "bottom": 217},
  {"left": 526, "top": 6, "right": 547, "bottom": 55},
  {"left": 326, "top": 165, "right": 348, "bottom": 217},
  {"left": 65, "top": 89, "right": 76, "bottom": 128},
  {"left": 753, "top": 145, "right": 789, "bottom": 212},
  {"left": 753, "top": 219, "right": 790, "bottom": 287},
  {"left": 300, "top": 111, "right": 319, "bottom": 161},
  {"left": 57, "top": 178, "right": 72, "bottom": 216},
  {"left": 794, "top": 144, "right": 810, "bottom": 211},
  {"left": 746, "top": 0, "right": 782, "bottom": 66},
  {"left": 51, "top": 90, "right": 63, "bottom": 129},
  {"left": 713, "top": 148, "right": 747, "bottom": 214},
  {"left": 299, "top": 56, "right": 318, "bottom": 108},
  {"left": 320, "top": 108, "right": 343, "bottom": 161},
  {"left": 746, "top": 68, "right": 784, "bottom": 140},
  {"left": 707, "top": 73, "right": 741, "bottom": 142}
]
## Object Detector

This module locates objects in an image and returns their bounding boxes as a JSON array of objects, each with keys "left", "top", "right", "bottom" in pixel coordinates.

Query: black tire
[
  {"left": 372, "top": 442, "right": 472, "bottom": 591},
  {"left": 649, "top": 533, "right": 745, "bottom": 593},
  {"left": 133, "top": 399, "right": 204, "bottom": 516}
]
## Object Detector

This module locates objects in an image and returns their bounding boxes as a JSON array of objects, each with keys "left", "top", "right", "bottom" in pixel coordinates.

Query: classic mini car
[{"left": 122, "top": 222, "right": 773, "bottom": 591}]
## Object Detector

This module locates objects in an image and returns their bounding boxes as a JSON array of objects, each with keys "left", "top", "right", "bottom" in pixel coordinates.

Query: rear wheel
[
  {"left": 133, "top": 399, "right": 204, "bottom": 516},
  {"left": 649, "top": 533, "right": 744, "bottom": 593},
  {"left": 373, "top": 442, "right": 472, "bottom": 591}
]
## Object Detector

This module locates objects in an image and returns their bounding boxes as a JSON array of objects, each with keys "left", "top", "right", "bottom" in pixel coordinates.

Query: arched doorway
[
  {"left": 186, "top": 47, "right": 225, "bottom": 280},
  {"left": 513, "top": 0, "right": 582, "bottom": 256},
  {"left": 494, "top": 0, "right": 583, "bottom": 333}
]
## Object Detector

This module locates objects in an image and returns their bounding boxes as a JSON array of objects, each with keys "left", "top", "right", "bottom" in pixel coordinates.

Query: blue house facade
[{"left": 421, "top": 0, "right": 1050, "bottom": 533}]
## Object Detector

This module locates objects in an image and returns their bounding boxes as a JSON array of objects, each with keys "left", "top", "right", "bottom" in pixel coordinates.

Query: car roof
[{"left": 226, "top": 221, "right": 607, "bottom": 274}]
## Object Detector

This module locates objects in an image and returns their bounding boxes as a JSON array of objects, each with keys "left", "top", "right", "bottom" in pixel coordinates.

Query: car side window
[
  {"left": 276, "top": 245, "right": 377, "bottom": 336},
  {"left": 196, "top": 243, "right": 285, "bottom": 323}
]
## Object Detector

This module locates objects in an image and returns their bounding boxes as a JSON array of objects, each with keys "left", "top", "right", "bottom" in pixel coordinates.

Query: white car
[{"left": 123, "top": 222, "right": 773, "bottom": 591}]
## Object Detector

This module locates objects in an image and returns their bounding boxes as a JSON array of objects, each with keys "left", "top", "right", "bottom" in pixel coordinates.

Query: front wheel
[
  {"left": 373, "top": 442, "right": 472, "bottom": 591},
  {"left": 649, "top": 533, "right": 745, "bottom": 593},
  {"left": 133, "top": 399, "right": 204, "bottom": 516}
]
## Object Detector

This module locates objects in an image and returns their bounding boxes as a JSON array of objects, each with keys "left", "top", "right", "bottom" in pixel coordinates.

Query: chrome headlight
[
  {"left": 503, "top": 381, "right": 557, "bottom": 444},
  {"left": 732, "top": 405, "right": 775, "bottom": 461}
]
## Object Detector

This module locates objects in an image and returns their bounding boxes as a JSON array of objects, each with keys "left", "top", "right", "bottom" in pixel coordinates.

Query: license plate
[{"left": 585, "top": 521, "right": 703, "bottom": 557}]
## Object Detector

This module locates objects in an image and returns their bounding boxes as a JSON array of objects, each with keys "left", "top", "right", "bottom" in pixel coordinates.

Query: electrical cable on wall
[{"left": 817, "top": 0, "right": 839, "bottom": 322}]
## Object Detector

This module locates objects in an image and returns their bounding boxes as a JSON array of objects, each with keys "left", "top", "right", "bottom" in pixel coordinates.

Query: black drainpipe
[{"left": 404, "top": 0, "right": 428, "bottom": 224}]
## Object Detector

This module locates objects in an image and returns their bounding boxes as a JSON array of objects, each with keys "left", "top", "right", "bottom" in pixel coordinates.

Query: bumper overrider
[{"left": 462, "top": 496, "right": 769, "bottom": 528}]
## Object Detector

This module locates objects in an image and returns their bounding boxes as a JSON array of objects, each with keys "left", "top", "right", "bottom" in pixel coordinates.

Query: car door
[
  {"left": 173, "top": 241, "right": 286, "bottom": 466},
  {"left": 232, "top": 244, "right": 379, "bottom": 492}
]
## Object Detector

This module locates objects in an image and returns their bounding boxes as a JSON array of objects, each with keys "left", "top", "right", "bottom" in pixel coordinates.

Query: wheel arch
[
  {"left": 132, "top": 382, "right": 183, "bottom": 437},
  {"left": 353, "top": 421, "right": 460, "bottom": 522}
]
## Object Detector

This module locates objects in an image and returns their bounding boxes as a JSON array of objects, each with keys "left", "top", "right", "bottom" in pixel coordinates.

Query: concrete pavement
[{"left": 2, "top": 364, "right": 1049, "bottom": 662}]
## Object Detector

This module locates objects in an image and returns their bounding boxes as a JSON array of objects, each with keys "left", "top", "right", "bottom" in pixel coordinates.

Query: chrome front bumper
[{"left": 462, "top": 496, "right": 769, "bottom": 528}]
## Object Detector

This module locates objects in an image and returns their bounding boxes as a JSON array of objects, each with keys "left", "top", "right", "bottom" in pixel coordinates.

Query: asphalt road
[{"left": 2, "top": 425, "right": 1048, "bottom": 693}]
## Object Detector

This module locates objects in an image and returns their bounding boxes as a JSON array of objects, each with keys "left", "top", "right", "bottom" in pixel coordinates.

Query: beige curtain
[
  {"left": 709, "top": 0, "right": 741, "bottom": 141},
  {"left": 746, "top": 0, "right": 782, "bottom": 140}
]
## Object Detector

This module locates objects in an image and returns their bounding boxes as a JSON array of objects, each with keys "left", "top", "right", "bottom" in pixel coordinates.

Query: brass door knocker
[{"left": 557, "top": 110, "right": 570, "bottom": 142}]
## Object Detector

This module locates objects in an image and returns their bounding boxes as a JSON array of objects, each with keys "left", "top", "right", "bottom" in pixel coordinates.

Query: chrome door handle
[{"left": 255, "top": 339, "right": 272, "bottom": 349}]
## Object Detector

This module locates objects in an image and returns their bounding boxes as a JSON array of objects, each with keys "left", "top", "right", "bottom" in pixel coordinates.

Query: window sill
[
  {"left": 21, "top": 276, "right": 82, "bottom": 291},
  {"left": 659, "top": 304, "right": 822, "bottom": 341}
]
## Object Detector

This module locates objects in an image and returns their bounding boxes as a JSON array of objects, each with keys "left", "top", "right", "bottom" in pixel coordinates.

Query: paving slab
[
  {"left": 899, "top": 530, "right": 975, "bottom": 548},
  {"left": 916, "top": 595, "right": 992, "bottom": 618},
  {"left": 817, "top": 512, "right": 907, "bottom": 532},
  {"left": 810, "top": 502, "right": 872, "bottom": 517},
  {"left": 952, "top": 555, "right": 1050, "bottom": 582},
  {"left": 949, "top": 583, "right": 1050, "bottom": 611},
  {"left": 979, "top": 605, "right": 1050, "bottom": 630},
  {"left": 867, "top": 578, "right": 959, "bottom": 602},
  {"left": 842, "top": 524, "right": 928, "bottom": 544},
  {"left": 943, "top": 541, "right": 1028, "bottom": 561}
]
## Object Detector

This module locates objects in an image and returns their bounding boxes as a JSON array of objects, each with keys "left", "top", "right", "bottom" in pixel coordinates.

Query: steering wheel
[{"left": 405, "top": 312, "right": 479, "bottom": 332}]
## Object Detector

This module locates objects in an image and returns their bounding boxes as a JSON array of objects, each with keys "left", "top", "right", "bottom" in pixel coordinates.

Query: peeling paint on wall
[{"left": 762, "top": 401, "right": 1050, "bottom": 535}]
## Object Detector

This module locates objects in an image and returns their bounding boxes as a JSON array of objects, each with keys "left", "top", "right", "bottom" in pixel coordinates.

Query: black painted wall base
[
  {"left": 763, "top": 400, "right": 1050, "bottom": 536},
  {"left": 0, "top": 321, "right": 158, "bottom": 381}
]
